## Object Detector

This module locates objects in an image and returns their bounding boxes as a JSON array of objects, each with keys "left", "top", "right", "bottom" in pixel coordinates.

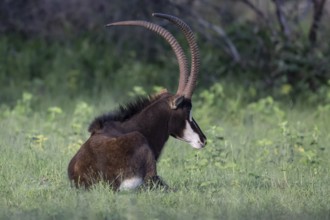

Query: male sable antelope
[{"left": 68, "top": 13, "right": 207, "bottom": 191}]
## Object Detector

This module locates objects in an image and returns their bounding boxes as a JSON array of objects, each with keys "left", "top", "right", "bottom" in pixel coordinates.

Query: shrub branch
[
  {"left": 309, "top": 0, "right": 327, "bottom": 44},
  {"left": 272, "top": 0, "right": 291, "bottom": 40}
]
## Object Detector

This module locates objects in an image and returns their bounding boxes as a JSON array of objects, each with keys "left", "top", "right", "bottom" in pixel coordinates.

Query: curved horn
[
  {"left": 152, "top": 13, "right": 200, "bottom": 99},
  {"left": 106, "top": 20, "right": 189, "bottom": 96}
]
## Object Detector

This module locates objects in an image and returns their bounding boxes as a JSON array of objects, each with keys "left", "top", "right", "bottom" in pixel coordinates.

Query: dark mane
[{"left": 88, "top": 95, "right": 160, "bottom": 133}]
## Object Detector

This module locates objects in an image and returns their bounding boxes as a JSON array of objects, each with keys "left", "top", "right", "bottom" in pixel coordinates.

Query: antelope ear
[{"left": 169, "top": 95, "right": 184, "bottom": 109}]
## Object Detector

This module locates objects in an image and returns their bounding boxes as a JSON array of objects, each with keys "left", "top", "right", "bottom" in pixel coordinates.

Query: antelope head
[{"left": 106, "top": 13, "right": 207, "bottom": 149}]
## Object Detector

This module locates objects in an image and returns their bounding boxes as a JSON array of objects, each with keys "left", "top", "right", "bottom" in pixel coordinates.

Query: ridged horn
[
  {"left": 152, "top": 13, "right": 200, "bottom": 99},
  {"left": 106, "top": 20, "right": 189, "bottom": 96}
]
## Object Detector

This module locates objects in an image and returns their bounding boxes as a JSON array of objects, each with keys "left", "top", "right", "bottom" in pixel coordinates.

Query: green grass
[{"left": 1, "top": 92, "right": 330, "bottom": 220}]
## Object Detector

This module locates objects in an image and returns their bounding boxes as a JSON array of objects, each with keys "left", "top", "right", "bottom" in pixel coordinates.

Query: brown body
[
  {"left": 68, "top": 14, "right": 207, "bottom": 190},
  {"left": 68, "top": 131, "right": 157, "bottom": 189}
]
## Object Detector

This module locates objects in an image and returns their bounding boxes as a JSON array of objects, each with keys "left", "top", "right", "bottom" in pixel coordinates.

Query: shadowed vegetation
[{"left": 1, "top": 0, "right": 330, "bottom": 219}]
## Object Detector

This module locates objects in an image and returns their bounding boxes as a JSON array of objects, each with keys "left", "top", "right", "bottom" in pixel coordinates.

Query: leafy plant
[
  {"left": 244, "top": 96, "right": 285, "bottom": 124},
  {"left": 71, "top": 101, "right": 94, "bottom": 135},
  {"left": 0, "top": 92, "right": 34, "bottom": 119},
  {"left": 195, "top": 83, "right": 243, "bottom": 125}
]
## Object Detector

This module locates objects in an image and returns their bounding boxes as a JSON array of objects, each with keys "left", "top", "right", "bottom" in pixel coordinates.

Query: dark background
[{"left": 1, "top": 0, "right": 329, "bottom": 104}]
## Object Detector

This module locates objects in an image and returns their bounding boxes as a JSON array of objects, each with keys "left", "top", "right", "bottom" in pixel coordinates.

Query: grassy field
[{"left": 1, "top": 91, "right": 330, "bottom": 220}]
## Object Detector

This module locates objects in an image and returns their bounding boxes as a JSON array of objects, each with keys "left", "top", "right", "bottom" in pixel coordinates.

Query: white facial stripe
[
  {"left": 191, "top": 117, "right": 198, "bottom": 128},
  {"left": 182, "top": 120, "right": 203, "bottom": 149},
  {"left": 189, "top": 110, "right": 193, "bottom": 122},
  {"left": 119, "top": 177, "right": 143, "bottom": 191}
]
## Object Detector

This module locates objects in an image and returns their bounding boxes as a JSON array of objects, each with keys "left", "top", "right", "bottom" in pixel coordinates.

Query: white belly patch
[{"left": 119, "top": 177, "right": 143, "bottom": 191}]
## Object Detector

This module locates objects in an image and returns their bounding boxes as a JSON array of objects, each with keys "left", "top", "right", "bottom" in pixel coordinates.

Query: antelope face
[{"left": 169, "top": 100, "right": 207, "bottom": 149}]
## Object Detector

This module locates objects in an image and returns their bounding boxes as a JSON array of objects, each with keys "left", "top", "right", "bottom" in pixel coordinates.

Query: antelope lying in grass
[{"left": 68, "top": 13, "right": 207, "bottom": 190}]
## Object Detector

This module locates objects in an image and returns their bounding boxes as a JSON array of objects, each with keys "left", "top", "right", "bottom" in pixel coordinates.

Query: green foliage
[
  {"left": 47, "top": 107, "right": 63, "bottom": 122},
  {"left": 128, "top": 85, "right": 166, "bottom": 98},
  {"left": 1, "top": 24, "right": 330, "bottom": 219},
  {"left": 215, "top": 22, "right": 330, "bottom": 97},
  {"left": 10, "top": 92, "right": 33, "bottom": 116},
  {"left": 0, "top": 36, "right": 115, "bottom": 102},
  {"left": 194, "top": 83, "right": 243, "bottom": 125},
  {"left": 194, "top": 83, "right": 287, "bottom": 126},
  {"left": 1, "top": 30, "right": 330, "bottom": 106},
  {"left": 0, "top": 35, "right": 184, "bottom": 104},
  {"left": 70, "top": 102, "right": 94, "bottom": 135},
  {"left": 1, "top": 3, "right": 330, "bottom": 218},
  {"left": 1, "top": 89, "right": 330, "bottom": 219},
  {"left": 245, "top": 96, "right": 285, "bottom": 123}
]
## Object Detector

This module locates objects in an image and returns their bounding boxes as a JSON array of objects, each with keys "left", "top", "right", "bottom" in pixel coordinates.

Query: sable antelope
[{"left": 68, "top": 13, "right": 207, "bottom": 190}]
